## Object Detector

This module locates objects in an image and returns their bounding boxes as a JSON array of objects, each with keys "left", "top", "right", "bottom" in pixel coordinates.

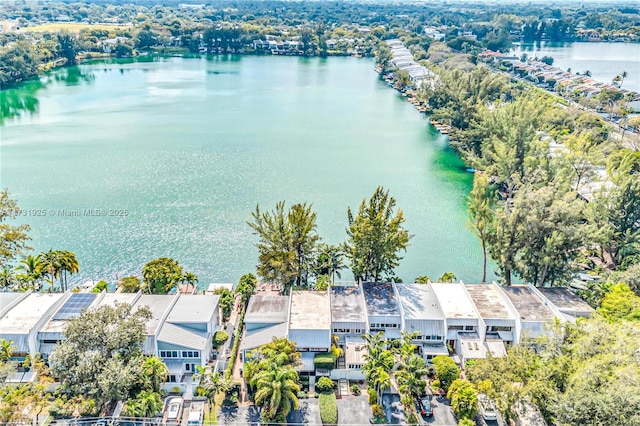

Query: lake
[
  {"left": 0, "top": 55, "right": 487, "bottom": 286},
  {"left": 513, "top": 41, "right": 640, "bottom": 94}
]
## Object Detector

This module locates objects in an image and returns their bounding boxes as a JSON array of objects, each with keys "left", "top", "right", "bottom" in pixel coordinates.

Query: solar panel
[{"left": 53, "top": 293, "right": 97, "bottom": 320}]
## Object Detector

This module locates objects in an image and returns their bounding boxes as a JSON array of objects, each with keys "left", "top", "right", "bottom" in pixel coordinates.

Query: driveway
[
  {"left": 337, "top": 394, "right": 371, "bottom": 425},
  {"left": 381, "top": 393, "right": 406, "bottom": 424},
  {"left": 287, "top": 398, "right": 322, "bottom": 425},
  {"left": 219, "top": 405, "right": 260, "bottom": 426},
  {"left": 424, "top": 394, "right": 457, "bottom": 425}
]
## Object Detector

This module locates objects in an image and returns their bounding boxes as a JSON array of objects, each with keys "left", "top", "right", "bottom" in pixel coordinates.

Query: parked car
[
  {"left": 478, "top": 393, "right": 497, "bottom": 421},
  {"left": 417, "top": 395, "right": 433, "bottom": 417}
]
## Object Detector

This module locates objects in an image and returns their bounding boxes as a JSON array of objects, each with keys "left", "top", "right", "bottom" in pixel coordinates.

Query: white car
[{"left": 478, "top": 393, "right": 497, "bottom": 421}]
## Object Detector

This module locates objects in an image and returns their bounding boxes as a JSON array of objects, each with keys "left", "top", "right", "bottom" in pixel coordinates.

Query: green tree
[
  {"left": 0, "top": 189, "right": 31, "bottom": 268},
  {"left": 135, "top": 29, "right": 157, "bottom": 49},
  {"left": 432, "top": 355, "right": 460, "bottom": 391},
  {"left": 248, "top": 202, "right": 319, "bottom": 290},
  {"left": 467, "top": 172, "right": 494, "bottom": 283},
  {"left": 597, "top": 283, "right": 640, "bottom": 321},
  {"left": 0, "top": 339, "right": 16, "bottom": 363},
  {"left": 49, "top": 303, "right": 152, "bottom": 409},
  {"left": 447, "top": 379, "right": 478, "bottom": 420},
  {"left": 142, "top": 257, "right": 184, "bottom": 294},
  {"left": 438, "top": 272, "right": 458, "bottom": 283},
  {"left": 213, "top": 287, "right": 234, "bottom": 322},
  {"left": 123, "top": 390, "right": 162, "bottom": 417},
  {"left": 235, "top": 273, "right": 257, "bottom": 307},
  {"left": 118, "top": 276, "right": 142, "bottom": 293},
  {"left": 415, "top": 275, "right": 431, "bottom": 284},
  {"left": 313, "top": 243, "right": 345, "bottom": 283},
  {"left": 140, "top": 356, "right": 168, "bottom": 393},
  {"left": 14, "top": 255, "right": 43, "bottom": 291},
  {"left": 253, "top": 364, "right": 300, "bottom": 423},
  {"left": 344, "top": 186, "right": 411, "bottom": 282},
  {"left": 195, "top": 366, "right": 230, "bottom": 418},
  {"left": 56, "top": 32, "right": 77, "bottom": 65}
]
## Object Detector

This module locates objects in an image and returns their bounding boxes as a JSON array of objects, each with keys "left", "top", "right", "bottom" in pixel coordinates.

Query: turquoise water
[{"left": 0, "top": 55, "right": 486, "bottom": 285}]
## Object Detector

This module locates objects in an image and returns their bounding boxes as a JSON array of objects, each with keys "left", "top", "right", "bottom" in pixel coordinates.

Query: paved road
[
  {"left": 381, "top": 393, "right": 405, "bottom": 424},
  {"left": 424, "top": 395, "right": 457, "bottom": 426},
  {"left": 337, "top": 394, "right": 371, "bottom": 425},
  {"left": 218, "top": 405, "right": 260, "bottom": 426},
  {"left": 287, "top": 398, "right": 322, "bottom": 425}
]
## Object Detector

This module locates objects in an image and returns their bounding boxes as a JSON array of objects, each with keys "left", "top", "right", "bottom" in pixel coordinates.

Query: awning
[
  {"left": 164, "top": 360, "right": 184, "bottom": 375},
  {"left": 297, "top": 352, "right": 316, "bottom": 372},
  {"left": 459, "top": 338, "right": 487, "bottom": 360},
  {"left": 497, "top": 331, "right": 514, "bottom": 342},
  {"left": 485, "top": 340, "right": 507, "bottom": 358}
]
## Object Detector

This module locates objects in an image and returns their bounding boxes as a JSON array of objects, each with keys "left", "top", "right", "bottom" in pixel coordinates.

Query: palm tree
[
  {"left": 38, "top": 250, "right": 62, "bottom": 291},
  {"left": 15, "top": 255, "right": 43, "bottom": 291},
  {"left": 124, "top": 390, "right": 163, "bottom": 417},
  {"left": 0, "top": 339, "right": 17, "bottom": 363},
  {"left": 58, "top": 251, "right": 80, "bottom": 291},
  {"left": 314, "top": 243, "right": 345, "bottom": 283},
  {"left": 396, "top": 355, "right": 428, "bottom": 399},
  {"left": 0, "top": 267, "right": 16, "bottom": 290},
  {"left": 253, "top": 364, "right": 300, "bottom": 422},
  {"left": 583, "top": 70, "right": 592, "bottom": 77},
  {"left": 195, "top": 366, "right": 230, "bottom": 418},
  {"left": 141, "top": 356, "right": 168, "bottom": 392}
]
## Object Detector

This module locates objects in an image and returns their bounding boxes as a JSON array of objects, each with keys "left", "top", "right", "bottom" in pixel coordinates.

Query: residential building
[
  {"left": 500, "top": 285, "right": 562, "bottom": 340},
  {"left": 396, "top": 283, "right": 447, "bottom": 362},
  {"left": 430, "top": 283, "right": 481, "bottom": 356},
  {"left": 330, "top": 286, "right": 368, "bottom": 380},
  {"left": 536, "top": 287, "right": 594, "bottom": 321},
  {"left": 363, "top": 282, "right": 402, "bottom": 339},
  {"left": 240, "top": 295, "right": 289, "bottom": 362},
  {"left": 288, "top": 291, "right": 331, "bottom": 379},
  {"left": 463, "top": 283, "right": 516, "bottom": 348}
]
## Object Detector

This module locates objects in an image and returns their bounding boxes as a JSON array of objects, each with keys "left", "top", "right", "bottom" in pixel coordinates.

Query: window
[
  {"left": 416, "top": 335, "right": 423, "bottom": 340},
  {"left": 185, "top": 363, "right": 190, "bottom": 371},
  {"left": 43, "top": 340, "right": 58, "bottom": 344},
  {"left": 489, "top": 326, "right": 512, "bottom": 332},
  {"left": 464, "top": 325, "right": 475, "bottom": 331},
  {"left": 432, "top": 335, "right": 442, "bottom": 341},
  {"left": 168, "top": 375, "right": 177, "bottom": 383},
  {"left": 449, "top": 325, "right": 463, "bottom": 330}
]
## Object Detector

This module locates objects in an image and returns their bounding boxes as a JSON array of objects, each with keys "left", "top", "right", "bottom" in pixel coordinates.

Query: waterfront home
[
  {"left": 430, "top": 283, "right": 482, "bottom": 356},
  {"left": 158, "top": 294, "right": 221, "bottom": 392},
  {"left": 463, "top": 283, "right": 517, "bottom": 350},
  {"left": 0, "top": 291, "right": 222, "bottom": 394},
  {"left": 0, "top": 292, "right": 66, "bottom": 358},
  {"left": 239, "top": 294, "right": 289, "bottom": 362},
  {"left": 329, "top": 286, "right": 368, "bottom": 380},
  {"left": 499, "top": 285, "right": 563, "bottom": 341},
  {"left": 396, "top": 283, "right": 448, "bottom": 362},
  {"left": 537, "top": 287, "right": 594, "bottom": 321},
  {"left": 363, "top": 282, "right": 403, "bottom": 339},
  {"left": 288, "top": 291, "right": 332, "bottom": 381}
]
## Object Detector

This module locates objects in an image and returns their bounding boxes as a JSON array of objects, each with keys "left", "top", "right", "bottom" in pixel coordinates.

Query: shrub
[
  {"left": 351, "top": 384, "right": 361, "bottom": 396},
  {"left": 318, "top": 392, "right": 338, "bottom": 425},
  {"left": 368, "top": 387, "right": 377, "bottom": 405},
  {"left": 371, "top": 403, "right": 384, "bottom": 419},
  {"left": 316, "top": 377, "right": 335, "bottom": 393},
  {"left": 432, "top": 355, "right": 460, "bottom": 391},
  {"left": 213, "top": 330, "right": 229, "bottom": 346},
  {"left": 314, "top": 352, "right": 336, "bottom": 370}
]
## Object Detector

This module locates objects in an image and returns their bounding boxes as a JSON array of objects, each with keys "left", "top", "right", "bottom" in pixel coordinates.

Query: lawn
[{"left": 22, "top": 23, "right": 131, "bottom": 33}]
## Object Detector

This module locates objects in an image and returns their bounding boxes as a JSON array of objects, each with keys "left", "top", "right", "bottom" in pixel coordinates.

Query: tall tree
[
  {"left": 344, "top": 186, "right": 411, "bottom": 282},
  {"left": 467, "top": 172, "right": 494, "bottom": 283},
  {"left": 0, "top": 189, "right": 31, "bottom": 269},
  {"left": 235, "top": 273, "right": 257, "bottom": 307},
  {"left": 288, "top": 202, "right": 320, "bottom": 287},
  {"left": 313, "top": 243, "right": 345, "bottom": 283},
  {"left": 14, "top": 255, "right": 43, "bottom": 291}
]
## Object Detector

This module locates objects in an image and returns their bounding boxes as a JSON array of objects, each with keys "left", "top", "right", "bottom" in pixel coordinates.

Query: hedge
[
  {"left": 318, "top": 392, "right": 338, "bottom": 426},
  {"left": 225, "top": 307, "right": 246, "bottom": 379},
  {"left": 314, "top": 352, "right": 336, "bottom": 370}
]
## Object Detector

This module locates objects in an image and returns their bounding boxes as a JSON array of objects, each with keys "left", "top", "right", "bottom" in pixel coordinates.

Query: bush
[
  {"left": 432, "top": 355, "right": 460, "bottom": 392},
  {"left": 371, "top": 403, "right": 384, "bottom": 419},
  {"left": 316, "top": 377, "right": 335, "bottom": 393},
  {"left": 368, "top": 387, "right": 377, "bottom": 405},
  {"left": 351, "top": 384, "right": 361, "bottom": 395},
  {"left": 314, "top": 352, "right": 336, "bottom": 370},
  {"left": 213, "top": 330, "right": 229, "bottom": 346},
  {"left": 318, "top": 392, "right": 338, "bottom": 425}
]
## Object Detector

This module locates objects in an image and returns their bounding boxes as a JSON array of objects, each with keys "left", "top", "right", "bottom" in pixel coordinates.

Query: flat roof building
[
  {"left": 288, "top": 291, "right": 331, "bottom": 353},
  {"left": 464, "top": 283, "right": 517, "bottom": 344},
  {"left": 330, "top": 286, "right": 367, "bottom": 339},
  {"left": 537, "top": 287, "right": 594, "bottom": 320},
  {"left": 499, "top": 285, "right": 559, "bottom": 340},
  {"left": 363, "top": 282, "right": 402, "bottom": 338}
]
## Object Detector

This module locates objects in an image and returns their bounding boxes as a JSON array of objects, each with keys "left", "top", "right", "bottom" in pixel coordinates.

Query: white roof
[
  {"left": 167, "top": 294, "right": 218, "bottom": 324},
  {"left": 132, "top": 295, "right": 176, "bottom": 335},
  {"left": 0, "top": 293, "right": 65, "bottom": 334},
  {"left": 289, "top": 291, "right": 330, "bottom": 330},
  {"left": 460, "top": 337, "right": 487, "bottom": 359},
  {"left": 240, "top": 323, "right": 288, "bottom": 352},
  {"left": 430, "top": 283, "right": 479, "bottom": 319},
  {"left": 486, "top": 340, "right": 507, "bottom": 357},
  {"left": 396, "top": 284, "right": 445, "bottom": 320}
]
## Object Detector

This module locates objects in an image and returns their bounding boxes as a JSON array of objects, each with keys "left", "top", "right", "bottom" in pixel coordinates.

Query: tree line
[{"left": 247, "top": 186, "right": 411, "bottom": 292}]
